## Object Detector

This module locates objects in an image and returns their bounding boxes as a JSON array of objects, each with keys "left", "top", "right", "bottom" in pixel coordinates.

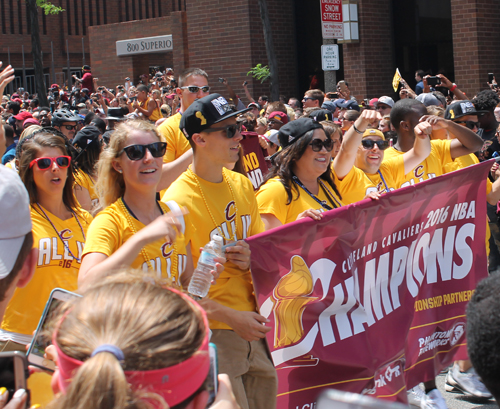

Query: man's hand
[
  {"left": 415, "top": 120, "right": 433, "bottom": 137},
  {"left": 419, "top": 115, "right": 449, "bottom": 130},
  {"left": 227, "top": 310, "right": 271, "bottom": 342},
  {"left": 224, "top": 240, "right": 251, "bottom": 270},
  {"left": 437, "top": 74, "right": 453, "bottom": 89}
]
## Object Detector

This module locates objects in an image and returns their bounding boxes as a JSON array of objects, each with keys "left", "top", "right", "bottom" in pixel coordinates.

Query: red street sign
[{"left": 320, "top": 0, "right": 343, "bottom": 39}]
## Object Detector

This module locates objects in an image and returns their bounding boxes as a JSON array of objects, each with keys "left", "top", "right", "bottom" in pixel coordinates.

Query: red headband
[{"left": 53, "top": 287, "right": 210, "bottom": 407}]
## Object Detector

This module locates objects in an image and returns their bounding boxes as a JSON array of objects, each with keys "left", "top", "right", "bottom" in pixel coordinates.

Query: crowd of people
[{"left": 2, "top": 60, "right": 500, "bottom": 409}]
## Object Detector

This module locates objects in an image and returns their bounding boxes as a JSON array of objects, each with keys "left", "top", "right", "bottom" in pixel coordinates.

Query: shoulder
[
  {"left": 163, "top": 171, "right": 195, "bottom": 202},
  {"left": 430, "top": 139, "right": 451, "bottom": 154},
  {"left": 76, "top": 208, "right": 93, "bottom": 225},
  {"left": 256, "top": 177, "right": 286, "bottom": 194},
  {"left": 225, "top": 169, "right": 255, "bottom": 193},
  {"left": 158, "top": 113, "right": 181, "bottom": 130}
]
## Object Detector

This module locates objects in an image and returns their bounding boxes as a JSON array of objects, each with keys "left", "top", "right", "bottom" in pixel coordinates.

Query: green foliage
[
  {"left": 247, "top": 64, "right": 270, "bottom": 84},
  {"left": 36, "top": 0, "right": 64, "bottom": 14}
]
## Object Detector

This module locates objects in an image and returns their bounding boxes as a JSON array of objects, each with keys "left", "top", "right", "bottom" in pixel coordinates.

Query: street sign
[
  {"left": 320, "top": 0, "right": 343, "bottom": 39},
  {"left": 116, "top": 35, "right": 173, "bottom": 56},
  {"left": 321, "top": 45, "right": 340, "bottom": 71}
]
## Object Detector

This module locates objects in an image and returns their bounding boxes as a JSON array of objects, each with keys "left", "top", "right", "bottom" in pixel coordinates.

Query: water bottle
[{"left": 188, "top": 235, "right": 224, "bottom": 299}]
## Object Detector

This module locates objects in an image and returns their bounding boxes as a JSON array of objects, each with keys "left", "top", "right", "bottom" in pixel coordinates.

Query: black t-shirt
[{"left": 478, "top": 127, "right": 500, "bottom": 161}]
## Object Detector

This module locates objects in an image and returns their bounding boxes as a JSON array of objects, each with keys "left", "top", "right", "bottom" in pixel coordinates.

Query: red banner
[{"left": 247, "top": 161, "right": 491, "bottom": 407}]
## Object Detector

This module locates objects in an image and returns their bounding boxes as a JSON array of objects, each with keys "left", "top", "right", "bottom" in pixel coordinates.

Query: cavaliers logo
[
  {"left": 60, "top": 229, "right": 73, "bottom": 240},
  {"left": 414, "top": 165, "right": 424, "bottom": 178},
  {"left": 450, "top": 322, "right": 465, "bottom": 346},
  {"left": 225, "top": 201, "right": 236, "bottom": 222},
  {"left": 161, "top": 243, "right": 173, "bottom": 258}
]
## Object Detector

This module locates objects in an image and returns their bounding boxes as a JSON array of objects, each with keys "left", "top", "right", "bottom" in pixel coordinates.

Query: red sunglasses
[{"left": 29, "top": 156, "right": 72, "bottom": 170}]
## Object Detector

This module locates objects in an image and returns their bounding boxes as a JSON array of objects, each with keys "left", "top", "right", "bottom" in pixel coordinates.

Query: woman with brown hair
[{"left": 1, "top": 128, "right": 92, "bottom": 347}]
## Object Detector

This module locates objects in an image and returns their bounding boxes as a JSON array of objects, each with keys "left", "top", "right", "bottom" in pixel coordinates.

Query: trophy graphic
[{"left": 272, "top": 255, "right": 318, "bottom": 349}]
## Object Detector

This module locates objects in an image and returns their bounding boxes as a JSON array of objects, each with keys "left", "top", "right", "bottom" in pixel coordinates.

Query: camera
[
  {"left": 218, "top": 77, "right": 225, "bottom": 83},
  {"left": 427, "top": 76, "right": 441, "bottom": 87}
]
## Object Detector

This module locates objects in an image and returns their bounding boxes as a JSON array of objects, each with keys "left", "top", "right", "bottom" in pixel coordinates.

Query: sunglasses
[
  {"left": 29, "top": 156, "right": 71, "bottom": 170},
  {"left": 376, "top": 105, "right": 390, "bottom": 111},
  {"left": 361, "top": 139, "right": 390, "bottom": 150},
  {"left": 309, "top": 138, "right": 334, "bottom": 152},
  {"left": 63, "top": 125, "right": 77, "bottom": 131},
  {"left": 120, "top": 142, "right": 167, "bottom": 161},
  {"left": 455, "top": 120, "right": 480, "bottom": 130},
  {"left": 203, "top": 123, "right": 241, "bottom": 139},
  {"left": 180, "top": 86, "right": 210, "bottom": 93},
  {"left": 303, "top": 97, "right": 316, "bottom": 101}
]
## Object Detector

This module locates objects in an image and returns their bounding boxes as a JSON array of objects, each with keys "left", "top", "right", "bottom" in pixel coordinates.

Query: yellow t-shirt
[
  {"left": 140, "top": 97, "right": 162, "bottom": 122},
  {"left": 2, "top": 205, "right": 92, "bottom": 337},
  {"left": 82, "top": 198, "right": 187, "bottom": 285},
  {"left": 74, "top": 169, "right": 98, "bottom": 202},
  {"left": 333, "top": 155, "right": 405, "bottom": 205},
  {"left": 255, "top": 176, "right": 343, "bottom": 225},
  {"left": 162, "top": 167, "right": 265, "bottom": 330},
  {"left": 383, "top": 139, "right": 452, "bottom": 188},
  {"left": 158, "top": 112, "right": 191, "bottom": 163}
]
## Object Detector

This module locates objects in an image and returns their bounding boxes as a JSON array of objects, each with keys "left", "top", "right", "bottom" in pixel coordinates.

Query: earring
[{"left": 117, "top": 169, "right": 122, "bottom": 173}]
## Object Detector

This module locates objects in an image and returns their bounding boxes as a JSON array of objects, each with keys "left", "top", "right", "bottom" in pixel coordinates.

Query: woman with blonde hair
[
  {"left": 48, "top": 270, "right": 239, "bottom": 409},
  {"left": 79, "top": 120, "right": 216, "bottom": 288}
]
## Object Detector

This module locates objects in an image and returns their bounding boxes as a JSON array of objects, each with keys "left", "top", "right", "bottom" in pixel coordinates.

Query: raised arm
[{"left": 402, "top": 121, "right": 432, "bottom": 174}]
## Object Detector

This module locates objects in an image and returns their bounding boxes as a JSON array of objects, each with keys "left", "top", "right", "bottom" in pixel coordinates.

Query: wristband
[
  {"left": 450, "top": 84, "right": 457, "bottom": 92},
  {"left": 352, "top": 123, "right": 364, "bottom": 134}
]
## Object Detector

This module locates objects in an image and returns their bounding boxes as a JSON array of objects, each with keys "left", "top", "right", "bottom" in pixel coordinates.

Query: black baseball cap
[
  {"left": 308, "top": 109, "right": 333, "bottom": 122},
  {"left": 278, "top": 117, "right": 323, "bottom": 149},
  {"left": 444, "top": 100, "right": 487, "bottom": 120},
  {"left": 72, "top": 125, "right": 101, "bottom": 150},
  {"left": 180, "top": 93, "right": 250, "bottom": 139}
]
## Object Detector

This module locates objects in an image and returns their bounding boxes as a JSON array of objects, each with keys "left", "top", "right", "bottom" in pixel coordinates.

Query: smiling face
[
  {"left": 292, "top": 128, "right": 332, "bottom": 178},
  {"left": 355, "top": 136, "right": 384, "bottom": 174},
  {"left": 32, "top": 146, "right": 68, "bottom": 199},
  {"left": 113, "top": 130, "right": 163, "bottom": 193},
  {"left": 177, "top": 75, "right": 209, "bottom": 111},
  {"left": 200, "top": 117, "right": 243, "bottom": 166}
]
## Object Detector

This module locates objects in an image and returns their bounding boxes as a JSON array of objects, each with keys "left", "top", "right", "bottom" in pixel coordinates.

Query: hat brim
[
  {"left": 0, "top": 236, "right": 24, "bottom": 279},
  {"left": 105, "top": 116, "right": 126, "bottom": 121},
  {"left": 453, "top": 110, "right": 488, "bottom": 119},
  {"left": 213, "top": 107, "right": 251, "bottom": 124}
]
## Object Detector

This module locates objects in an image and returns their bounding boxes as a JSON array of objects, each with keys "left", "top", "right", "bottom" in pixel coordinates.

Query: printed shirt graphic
[
  {"left": 333, "top": 155, "right": 404, "bottom": 205},
  {"left": 256, "top": 177, "right": 343, "bottom": 225},
  {"left": 383, "top": 139, "right": 452, "bottom": 188},
  {"left": 162, "top": 167, "right": 265, "bottom": 330},
  {"left": 2, "top": 205, "right": 92, "bottom": 336},
  {"left": 82, "top": 199, "right": 187, "bottom": 285}
]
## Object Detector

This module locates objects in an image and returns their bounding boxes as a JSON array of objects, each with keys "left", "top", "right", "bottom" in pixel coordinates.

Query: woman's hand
[
  {"left": 136, "top": 210, "right": 187, "bottom": 246},
  {"left": 209, "top": 374, "right": 242, "bottom": 409},
  {"left": 296, "top": 209, "right": 323, "bottom": 221}
]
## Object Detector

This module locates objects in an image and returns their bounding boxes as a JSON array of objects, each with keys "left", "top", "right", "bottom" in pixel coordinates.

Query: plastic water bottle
[{"left": 188, "top": 235, "right": 224, "bottom": 299}]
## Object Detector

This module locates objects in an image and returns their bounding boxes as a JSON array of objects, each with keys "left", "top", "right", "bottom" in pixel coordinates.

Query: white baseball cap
[
  {"left": 377, "top": 96, "right": 395, "bottom": 108},
  {"left": 0, "top": 165, "right": 32, "bottom": 279}
]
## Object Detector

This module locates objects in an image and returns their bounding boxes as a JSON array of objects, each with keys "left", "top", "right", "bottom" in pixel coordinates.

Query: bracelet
[
  {"left": 450, "top": 84, "right": 457, "bottom": 92},
  {"left": 352, "top": 123, "right": 364, "bottom": 134}
]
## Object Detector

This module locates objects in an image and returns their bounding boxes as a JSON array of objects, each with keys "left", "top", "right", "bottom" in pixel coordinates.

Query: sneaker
[
  {"left": 421, "top": 389, "right": 448, "bottom": 409},
  {"left": 445, "top": 363, "right": 492, "bottom": 398},
  {"left": 407, "top": 385, "right": 426, "bottom": 408}
]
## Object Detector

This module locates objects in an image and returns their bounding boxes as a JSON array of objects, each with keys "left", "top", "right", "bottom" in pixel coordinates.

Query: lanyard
[
  {"left": 377, "top": 170, "right": 390, "bottom": 193},
  {"left": 292, "top": 176, "right": 341, "bottom": 210}
]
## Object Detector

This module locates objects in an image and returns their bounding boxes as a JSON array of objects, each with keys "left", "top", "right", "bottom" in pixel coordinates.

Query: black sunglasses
[
  {"left": 120, "top": 142, "right": 167, "bottom": 161},
  {"left": 455, "top": 120, "right": 480, "bottom": 130},
  {"left": 361, "top": 139, "right": 390, "bottom": 150},
  {"left": 63, "top": 125, "right": 77, "bottom": 131},
  {"left": 203, "top": 123, "right": 241, "bottom": 139},
  {"left": 309, "top": 138, "right": 334, "bottom": 152}
]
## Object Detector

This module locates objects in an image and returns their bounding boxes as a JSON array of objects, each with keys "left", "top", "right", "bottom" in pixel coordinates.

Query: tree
[
  {"left": 257, "top": 0, "right": 280, "bottom": 101},
  {"left": 26, "top": 0, "right": 64, "bottom": 107}
]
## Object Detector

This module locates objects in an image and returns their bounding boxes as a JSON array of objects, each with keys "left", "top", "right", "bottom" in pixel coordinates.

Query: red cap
[
  {"left": 51, "top": 84, "right": 60, "bottom": 89},
  {"left": 13, "top": 111, "right": 33, "bottom": 121},
  {"left": 166, "top": 93, "right": 177, "bottom": 99},
  {"left": 23, "top": 118, "right": 40, "bottom": 127},
  {"left": 369, "top": 98, "right": 379, "bottom": 107},
  {"left": 268, "top": 111, "right": 289, "bottom": 124}
]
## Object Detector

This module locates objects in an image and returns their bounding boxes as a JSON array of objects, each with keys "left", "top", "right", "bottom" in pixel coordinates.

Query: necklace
[
  {"left": 35, "top": 203, "right": 86, "bottom": 263},
  {"left": 292, "top": 176, "right": 342, "bottom": 210},
  {"left": 188, "top": 168, "right": 238, "bottom": 241},
  {"left": 119, "top": 198, "right": 178, "bottom": 275}
]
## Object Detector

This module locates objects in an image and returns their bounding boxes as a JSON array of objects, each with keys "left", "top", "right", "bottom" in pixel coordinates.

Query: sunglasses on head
[
  {"left": 29, "top": 156, "right": 71, "bottom": 170},
  {"left": 120, "top": 142, "right": 167, "bottom": 161},
  {"left": 455, "top": 120, "right": 480, "bottom": 130},
  {"left": 309, "top": 138, "right": 334, "bottom": 152},
  {"left": 203, "top": 123, "right": 241, "bottom": 139},
  {"left": 180, "top": 86, "right": 210, "bottom": 93},
  {"left": 361, "top": 139, "right": 390, "bottom": 150}
]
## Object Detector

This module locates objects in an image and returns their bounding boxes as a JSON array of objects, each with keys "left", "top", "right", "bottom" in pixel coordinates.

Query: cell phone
[
  {"left": 218, "top": 77, "right": 225, "bottom": 83},
  {"left": 27, "top": 288, "right": 81, "bottom": 372},
  {"left": 338, "top": 81, "right": 348, "bottom": 93},
  {"left": 316, "top": 389, "right": 408, "bottom": 409},
  {"left": 326, "top": 92, "right": 338, "bottom": 99},
  {"left": 205, "top": 343, "right": 219, "bottom": 407},
  {"left": 489, "top": 73, "right": 495, "bottom": 83},
  {"left": 427, "top": 76, "right": 441, "bottom": 87},
  {"left": 130, "top": 96, "right": 137, "bottom": 102},
  {"left": 0, "top": 351, "right": 30, "bottom": 408},
  {"left": 243, "top": 81, "right": 248, "bottom": 86}
]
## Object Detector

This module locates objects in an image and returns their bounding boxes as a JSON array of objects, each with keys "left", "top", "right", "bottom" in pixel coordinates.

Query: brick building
[{"left": 0, "top": 0, "right": 499, "bottom": 103}]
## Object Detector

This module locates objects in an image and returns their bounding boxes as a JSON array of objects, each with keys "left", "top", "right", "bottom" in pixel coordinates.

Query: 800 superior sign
[{"left": 116, "top": 35, "right": 173, "bottom": 56}]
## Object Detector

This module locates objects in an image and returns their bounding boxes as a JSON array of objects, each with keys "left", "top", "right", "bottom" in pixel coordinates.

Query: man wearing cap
[
  {"left": 416, "top": 93, "right": 442, "bottom": 108},
  {"left": 267, "top": 111, "right": 288, "bottom": 131},
  {"left": 162, "top": 93, "right": 277, "bottom": 409},
  {"left": 13, "top": 111, "right": 32, "bottom": 136},
  {"left": 472, "top": 90, "right": 500, "bottom": 160},
  {"left": 0, "top": 165, "right": 36, "bottom": 334},
  {"left": 375, "top": 96, "right": 394, "bottom": 117},
  {"left": 72, "top": 66, "right": 94, "bottom": 93},
  {"left": 247, "top": 102, "right": 261, "bottom": 119},
  {"left": 157, "top": 68, "right": 210, "bottom": 191},
  {"left": 322, "top": 100, "right": 340, "bottom": 120}
]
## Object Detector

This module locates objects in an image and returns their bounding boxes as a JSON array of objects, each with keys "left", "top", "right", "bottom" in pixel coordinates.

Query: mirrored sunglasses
[{"left": 180, "top": 86, "right": 210, "bottom": 93}]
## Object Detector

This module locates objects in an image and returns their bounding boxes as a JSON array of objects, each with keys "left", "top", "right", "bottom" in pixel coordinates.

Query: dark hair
[
  {"left": 263, "top": 129, "right": 341, "bottom": 205},
  {"left": 3, "top": 124, "right": 14, "bottom": 139},
  {"left": 467, "top": 274, "right": 500, "bottom": 400},
  {"left": 84, "top": 112, "right": 96, "bottom": 125},
  {"left": 18, "top": 131, "right": 79, "bottom": 212},
  {"left": 320, "top": 121, "right": 341, "bottom": 140},
  {"left": 0, "top": 232, "right": 33, "bottom": 302},
  {"left": 390, "top": 99, "right": 425, "bottom": 130},
  {"left": 136, "top": 84, "right": 148, "bottom": 93},
  {"left": 7, "top": 102, "right": 21, "bottom": 115},
  {"left": 31, "top": 98, "right": 39, "bottom": 107},
  {"left": 415, "top": 69, "right": 425, "bottom": 79},
  {"left": 259, "top": 95, "right": 269, "bottom": 102},
  {"left": 344, "top": 110, "right": 361, "bottom": 122},
  {"left": 472, "top": 90, "right": 500, "bottom": 113},
  {"left": 90, "top": 117, "right": 106, "bottom": 134}
]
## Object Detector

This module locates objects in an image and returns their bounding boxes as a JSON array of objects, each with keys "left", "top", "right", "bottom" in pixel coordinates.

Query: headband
[{"left": 53, "top": 287, "right": 210, "bottom": 407}]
